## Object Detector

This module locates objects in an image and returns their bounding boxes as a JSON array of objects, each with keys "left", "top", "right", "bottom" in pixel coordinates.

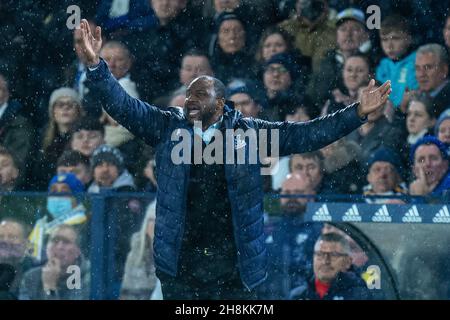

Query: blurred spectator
[
  {"left": 20, "top": 224, "right": 90, "bottom": 300},
  {"left": 259, "top": 174, "right": 322, "bottom": 299},
  {"left": 443, "top": 12, "right": 450, "bottom": 53},
  {"left": 0, "top": 219, "right": 36, "bottom": 297},
  {"left": 167, "top": 86, "right": 187, "bottom": 108},
  {"left": 227, "top": 79, "right": 263, "bottom": 118},
  {"left": 29, "top": 173, "right": 87, "bottom": 262},
  {"left": 0, "top": 147, "right": 36, "bottom": 224},
  {"left": 363, "top": 147, "right": 408, "bottom": 204},
  {"left": 209, "top": 11, "right": 256, "bottom": 85},
  {"left": 409, "top": 44, "right": 450, "bottom": 116},
  {"left": 88, "top": 145, "right": 143, "bottom": 290},
  {"left": 320, "top": 138, "right": 364, "bottom": 194},
  {"left": 409, "top": 136, "right": 450, "bottom": 196},
  {"left": 376, "top": 15, "right": 418, "bottom": 108},
  {"left": 307, "top": 7, "right": 372, "bottom": 107},
  {"left": 347, "top": 88, "right": 402, "bottom": 166},
  {"left": 127, "top": 0, "right": 203, "bottom": 102},
  {"left": 0, "top": 147, "right": 20, "bottom": 193},
  {"left": 290, "top": 232, "right": 372, "bottom": 300},
  {"left": 0, "top": 73, "right": 34, "bottom": 175},
  {"left": 100, "top": 110, "right": 148, "bottom": 176},
  {"left": 100, "top": 41, "right": 139, "bottom": 98},
  {"left": 120, "top": 199, "right": 160, "bottom": 300},
  {"left": 289, "top": 152, "right": 324, "bottom": 193},
  {"left": 70, "top": 117, "right": 105, "bottom": 158},
  {"left": 56, "top": 150, "right": 92, "bottom": 187},
  {"left": 323, "top": 53, "right": 372, "bottom": 115},
  {"left": 179, "top": 49, "right": 214, "bottom": 87},
  {"left": 32, "top": 88, "right": 83, "bottom": 190},
  {"left": 279, "top": 0, "right": 336, "bottom": 72},
  {"left": 395, "top": 94, "right": 438, "bottom": 173},
  {"left": 95, "top": 0, "right": 157, "bottom": 39},
  {"left": 284, "top": 95, "right": 319, "bottom": 122},
  {"left": 262, "top": 53, "right": 304, "bottom": 121},
  {"left": 435, "top": 109, "right": 450, "bottom": 154},
  {"left": 254, "top": 26, "right": 311, "bottom": 86}
]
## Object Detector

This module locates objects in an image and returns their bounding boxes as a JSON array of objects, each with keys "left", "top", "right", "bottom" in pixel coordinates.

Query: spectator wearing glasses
[{"left": 290, "top": 232, "right": 372, "bottom": 300}]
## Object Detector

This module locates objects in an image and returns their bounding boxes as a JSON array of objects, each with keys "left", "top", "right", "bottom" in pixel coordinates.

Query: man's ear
[{"left": 217, "top": 98, "right": 226, "bottom": 110}]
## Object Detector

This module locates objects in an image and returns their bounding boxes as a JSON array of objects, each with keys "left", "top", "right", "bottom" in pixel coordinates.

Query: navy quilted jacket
[{"left": 86, "top": 59, "right": 366, "bottom": 290}]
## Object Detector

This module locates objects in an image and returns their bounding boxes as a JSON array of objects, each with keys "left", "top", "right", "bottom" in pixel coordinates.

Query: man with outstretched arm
[{"left": 78, "top": 19, "right": 391, "bottom": 300}]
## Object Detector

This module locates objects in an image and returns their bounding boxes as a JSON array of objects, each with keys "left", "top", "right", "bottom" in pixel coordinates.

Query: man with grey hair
[
  {"left": 290, "top": 232, "right": 372, "bottom": 300},
  {"left": 414, "top": 43, "right": 450, "bottom": 115}
]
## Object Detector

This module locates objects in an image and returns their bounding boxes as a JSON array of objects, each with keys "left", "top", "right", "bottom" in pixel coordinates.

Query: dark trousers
[{"left": 157, "top": 268, "right": 257, "bottom": 300}]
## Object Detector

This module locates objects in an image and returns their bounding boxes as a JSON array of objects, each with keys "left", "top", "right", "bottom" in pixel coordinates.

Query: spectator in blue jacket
[
  {"left": 77, "top": 19, "right": 391, "bottom": 299},
  {"left": 290, "top": 232, "right": 372, "bottom": 300},
  {"left": 376, "top": 15, "right": 418, "bottom": 108}
]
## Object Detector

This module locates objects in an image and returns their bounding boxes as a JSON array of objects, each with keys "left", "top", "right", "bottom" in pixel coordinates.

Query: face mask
[{"left": 47, "top": 197, "right": 73, "bottom": 218}]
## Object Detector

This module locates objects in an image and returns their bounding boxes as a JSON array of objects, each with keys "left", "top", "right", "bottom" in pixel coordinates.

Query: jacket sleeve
[
  {"left": 254, "top": 102, "right": 366, "bottom": 157},
  {"left": 86, "top": 59, "right": 172, "bottom": 146}
]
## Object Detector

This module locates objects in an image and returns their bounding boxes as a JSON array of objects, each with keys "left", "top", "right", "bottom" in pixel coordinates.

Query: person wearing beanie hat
[
  {"left": 88, "top": 144, "right": 136, "bottom": 192},
  {"left": 363, "top": 147, "right": 407, "bottom": 203},
  {"left": 435, "top": 109, "right": 450, "bottom": 147},
  {"left": 208, "top": 10, "right": 256, "bottom": 85},
  {"left": 31, "top": 88, "right": 84, "bottom": 191},
  {"left": 29, "top": 173, "right": 88, "bottom": 261},
  {"left": 78, "top": 19, "right": 392, "bottom": 299},
  {"left": 410, "top": 136, "right": 450, "bottom": 196},
  {"left": 226, "top": 79, "right": 263, "bottom": 118}
]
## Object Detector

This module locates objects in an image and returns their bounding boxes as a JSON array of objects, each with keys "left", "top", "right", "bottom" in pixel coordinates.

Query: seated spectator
[
  {"left": 127, "top": 0, "right": 203, "bottom": 102},
  {"left": 0, "top": 147, "right": 19, "bottom": 192},
  {"left": 284, "top": 96, "right": 319, "bottom": 123},
  {"left": 320, "top": 138, "right": 364, "bottom": 194},
  {"left": 120, "top": 199, "right": 160, "bottom": 300},
  {"left": 363, "top": 147, "right": 408, "bottom": 204},
  {"left": 290, "top": 232, "right": 372, "bottom": 300},
  {"left": 347, "top": 88, "right": 402, "bottom": 166},
  {"left": 259, "top": 174, "right": 322, "bottom": 299},
  {"left": 409, "top": 136, "right": 450, "bottom": 196},
  {"left": 209, "top": 11, "right": 256, "bottom": 85},
  {"left": 88, "top": 145, "right": 143, "bottom": 289},
  {"left": 0, "top": 219, "right": 37, "bottom": 297},
  {"left": 254, "top": 26, "right": 311, "bottom": 85},
  {"left": 443, "top": 12, "right": 450, "bottom": 53},
  {"left": 262, "top": 52, "right": 304, "bottom": 121},
  {"left": 0, "top": 147, "right": 37, "bottom": 224},
  {"left": 70, "top": 117, "right": 105, "bottom": 158},
  {"left": 227, "top": 79, "right": 263, "bottom": 118},
  {"left": 0, "top": 73, "right": 34, "bottom": 176},
  {"left": 100, "top": 41, "right": 139, "bottom": 98},
  {"left": 323, "top": 53, "right": 372, "bottom": 115},
  {"left": 403, "top": 43, "right": 450, "bottom": 115},
  {"left": 179, "top": 49, "right": 214, "bottom": 88},
  {"left": 376, "top": 15, "right": 418, "bottom": 109},
  {"left": 435, "top": 109, "right": 450, "bottom": 155},
  {"left": 32, "top": 88, "right": 83, "bottom": 190},
  {"left": 20, "top": 224, "right": 90, "bottom": 300},
  {"left": 307, "top": 7, "right": 372, "bottom": 107},
  {"left": 56, "top": 150, "right": 92, "bottom": 187},
  {"left": 95, "top": 0, "right": 157, "bottom": 39},
  {"left": 406, "top": 94, "right": 436, "bottom": 145},
  {"left": 100, "top": 110, "right": 148, "bottom": 176},
  {"left": 279, "top": 0, "right": 336, "bottom": 72},
  {"left": 29, "top": 173, "right": 87, "bottom": 262},
  {"left": 289, "top": 152, "right": 324, "bottom": 193}
]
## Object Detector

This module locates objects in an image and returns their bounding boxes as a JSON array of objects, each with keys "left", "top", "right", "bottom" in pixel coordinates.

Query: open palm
[
  {"left": 358, "top": 79, "right": 392, "bottom": 117},
  {"left": 79, "top": 19, "right": 102, "bottom": 67}
]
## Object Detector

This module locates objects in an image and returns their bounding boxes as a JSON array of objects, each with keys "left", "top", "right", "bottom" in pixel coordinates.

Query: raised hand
[
  {"left": 357, "top": 79, "right": 392, "bottom": 118},
  {"left": 79, "top": 19, "right": 102, "bottom": 67}
]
